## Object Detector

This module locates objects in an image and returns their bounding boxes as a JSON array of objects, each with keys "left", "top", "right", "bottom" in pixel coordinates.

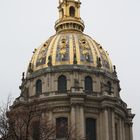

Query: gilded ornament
[
  {"left": 59, "top": 38, "right": 67, "bottom": 60},
  {"left": 36, "top": 47, "right": 46, "bottom": 66},
  {"left": 79, "top": 37, "right": 90, "bottom": 61}
]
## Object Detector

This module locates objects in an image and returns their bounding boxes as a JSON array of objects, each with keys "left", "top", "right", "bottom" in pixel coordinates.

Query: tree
[
  {"left": 0, "top": 96, "right": 12, "bottom": 140},
  {"left": 7, "top": 104, "right": 56, "bottom": 140},
  {"left": 0, "top": 97, "right": 55, "bottom": 140},
  {"left": 0, "top": 97, "right": 80, "bottom": 140}
]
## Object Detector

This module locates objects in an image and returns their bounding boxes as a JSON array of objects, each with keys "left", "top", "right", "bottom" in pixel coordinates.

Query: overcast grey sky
[{"left": 0, "top": 0, "right": 139, "bottom": 139}]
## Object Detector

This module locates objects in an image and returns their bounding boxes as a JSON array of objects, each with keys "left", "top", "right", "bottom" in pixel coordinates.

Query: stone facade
[
  {"left": 11, "top": 65, "right": 134, "bottom": 140},
  {"left": 9, "top": 0, "right": 134, "bottom": 140}
]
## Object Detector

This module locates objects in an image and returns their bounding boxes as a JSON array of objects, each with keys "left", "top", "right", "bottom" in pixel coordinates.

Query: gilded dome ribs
[
  {"left": 28, "top": 33, "right": 114, "bottom": 73},
  {"left": 72, "top": 34, "right": 77, "bottom": 64},
  {"left": 27, "top": 0, "right": 113, "bottom": 73},
  {"left": 25, "top": 0, "right": 115, "bottom": 75}
]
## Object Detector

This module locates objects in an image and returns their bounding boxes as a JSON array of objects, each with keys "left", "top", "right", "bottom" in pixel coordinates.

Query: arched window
[
  {"left": 58, "top": 75, "right": 67, "bottom": 92},
  {"left": 86, "top": 118, "right": 96, "bottom": 140},
  {"left": 69, "top": 6, "right": 75, "bottom": 17},
  {"left": 36, "top": 79, "right": 42, "bottom": 95},
  {"left": 85, "top": 76, "right": 93, "bottom": 92},
  {"left": 107, "top": 81, "right": 112, "bottom": 94},
  {"left": 56, "top": 117, "right": 68, "bottom": 138}
]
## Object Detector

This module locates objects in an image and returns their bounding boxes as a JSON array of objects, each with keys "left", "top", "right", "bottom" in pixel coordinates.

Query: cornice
[{"left": 26, "top": 65, "right": 118, "bottom": 81}]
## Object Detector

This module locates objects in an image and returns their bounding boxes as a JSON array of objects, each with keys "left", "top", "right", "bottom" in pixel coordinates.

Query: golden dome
[
  {"left": 27, "top": 0, "right": 114, "bottom": 74},
  {"left": 28, "top": 32, "right": 113, "bottom": 73}
]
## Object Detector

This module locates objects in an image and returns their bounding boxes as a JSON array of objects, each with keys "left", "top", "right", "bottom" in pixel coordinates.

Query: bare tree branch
[{"left": 0, "top": 96, "right": 81, "bottom": 140}]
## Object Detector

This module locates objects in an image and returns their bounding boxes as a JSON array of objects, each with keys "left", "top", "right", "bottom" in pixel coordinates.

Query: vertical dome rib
[{"left": 28, "top": 33, "right": 114, "bottom": 73}]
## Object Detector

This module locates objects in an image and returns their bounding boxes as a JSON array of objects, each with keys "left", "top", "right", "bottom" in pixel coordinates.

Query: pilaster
[
  {"left": 119, "top": 119, "right": 123, "bottom": 140},
  {"left": 112, "top": 111, "right": 115, "bottom": 140},
  {"left": 104, "top": 109, "right": 109, "bottom": 140},
  {"left": 122, "top": 121, "right": 125, "bottom": 140},
  {"left": 79, "top": 106, "right": 85, "bottom": 140},
  {"left": 70, "top": 106, "right": 76, "bottom": 139},
  {"left": 129, "top": 125, "right": 133, "bottom": 140}
]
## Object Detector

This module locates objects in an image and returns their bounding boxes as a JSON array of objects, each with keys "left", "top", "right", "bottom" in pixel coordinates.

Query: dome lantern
[{"left": 55, "top": 0, "right": 85, "bottom": 33}]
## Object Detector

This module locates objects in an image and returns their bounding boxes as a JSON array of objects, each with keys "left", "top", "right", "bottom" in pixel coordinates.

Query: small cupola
[
  {"left": 55, "top": 0, "right": 85, "bottom": 33},
  {"left": 58, "top": 0, "right": 80, "bottom": 18}
]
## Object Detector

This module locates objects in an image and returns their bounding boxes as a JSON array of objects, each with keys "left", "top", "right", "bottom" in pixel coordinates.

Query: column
[
  {"left": 122, "top": 121, "right": 125, "bottom": 140},
  {"left": 119, "top": 119, "right": 123, "bottom": 140},
  {"left": 71, "top": 106, "right": 76, "bottom": 139},
  {"left": 77, "top": 7, "right": 80, "bottom": 18},
  {"left": 124, "top": 123, "right": 129, "bottom": 140},
  {"left": 79, "top": 106, "right": 85, "bottom": 140},
  {"left": 129, "top": 125, "right": 133, "bottom": 140},
  {"left": 99, "top": 111, "right": 103, "bottom": 140},
  {"left": 104, "top": 109, "right": 109, "bottom": 140},
  {"left": 112, "top": 111, "right": 115, "bottom": 140}
]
